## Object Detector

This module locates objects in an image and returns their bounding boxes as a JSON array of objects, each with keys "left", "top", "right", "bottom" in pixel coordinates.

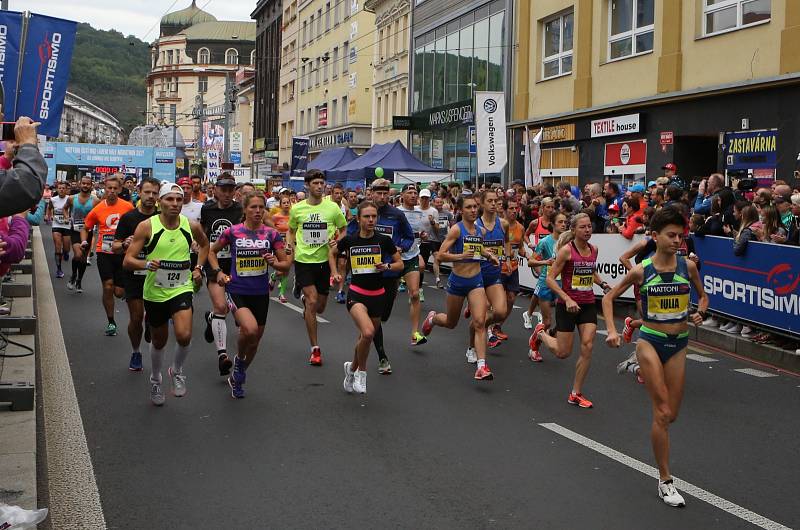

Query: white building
[{"left": 58, "top": 91, "right": 123, "bottom": 144}]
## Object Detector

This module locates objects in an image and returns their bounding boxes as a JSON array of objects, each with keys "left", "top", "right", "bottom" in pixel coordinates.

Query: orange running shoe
[
  {"left": 567, "top": 392, "right": 593, "bottom": 408},
  {"left": 308, "top": 347, "right": 322, "bottom": 366},
  {"left": 474, "top": 365, "right": 494, "bottom": 380},
  {"left": 492, "top": 325, "right": 509, "bottom": 340},
  {"left": 622, "top": 317, "right": 634, "bottom": 343}
]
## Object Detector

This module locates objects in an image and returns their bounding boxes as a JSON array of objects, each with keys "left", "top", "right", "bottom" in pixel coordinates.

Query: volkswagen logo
[{"left": 483, "top": 99, "right": 497, "bottom": 113}]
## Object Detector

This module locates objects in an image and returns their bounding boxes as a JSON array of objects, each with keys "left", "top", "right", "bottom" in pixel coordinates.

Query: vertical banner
[
  {"left": 206, "top": 149, "right": 220, "bottom": 183},
  {"left": 16, "top": 14, "right": 77, "bottom": 137},
  {"left": 290, "top": 136, "right": 309, "bottom": 176},
  {"left": 530, "top": 127, "right": 543, "bottom": 186},
  {"left": 475, "top": 91, "right": 507, "bottom": 174},
  {"left": 0, "top": 11, "right": 24, "bottom": 120}
]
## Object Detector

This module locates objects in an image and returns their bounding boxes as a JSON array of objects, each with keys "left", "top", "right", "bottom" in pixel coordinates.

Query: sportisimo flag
[
  {"left": 0, "top": 11, "right": 24, "bottom": 120},
  {"left": 290, "top": 136, "right": 310, "bottom": 176}
]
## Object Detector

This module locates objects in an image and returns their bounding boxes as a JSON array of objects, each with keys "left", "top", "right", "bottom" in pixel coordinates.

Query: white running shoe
[
  {"left": 465, "top": 347, "right": 477, "bottom": 364},
  {"left": 343, "top": 362, "right": 355, "bottom": 393},
  {"left": 727, "top": 323, "right": 742, "bottom": 335},
  {"left": 353, "top": 370, "right": 367, "bottom": 394},
  {"left": 658, "top": 479, "right": 686, "bottom": 507},
  {"left": 719, "top": 321, "right": 733, "bottom": 332},
  {"left": 702, "top": 316, "right": 719, "bottom": 328},
  {"left": 531, "top": 311, "right": 543, "bottom": 326},
  {"left": 740, "top": 325, "right": 756, "bottom": 338},
  {"left": 150, "top": 382, "right": 165, "bottom": 406},
  {"left": 522, "top": 311, "right": 532, "bottom": 330},
  {"left": 616, "top": 351, "right": 638, "bottom": 375},
  {"left": 168, "top": 367, "right": 187, "bottom": 397}
]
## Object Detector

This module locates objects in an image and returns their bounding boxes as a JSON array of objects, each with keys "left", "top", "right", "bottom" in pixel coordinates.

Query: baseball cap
[
  {"left": 159, "top": 181, "right": 183, "bottom": 198},
  {"left": 402, "top": 183, "right": 418, "bottom": 192},
  {"left": 279, "top": 187, "right": 289, "bottom": 194},
  {"left": 662, "top": 163, "right": 677, "bottom": 172},
  {"left": 419, "top": 188, "right": 431, "bottom": 198},
  {"left": 647, "top": 180, "right": 657, "bottom": 188},
  {"left": 215, "top": 175, "right": 236, "bottom": 187},
  {"left": 176, "top": 177, "right": 191, "bottom": 186},
  {"left": 461, "top": 189, "right": 473, "bottom": 197},
  {"left": 608, "top": 202, "right": 620, "bottom": 211},
  {"left": 630, "top": 183, "right": 645, "bottom": 193}
]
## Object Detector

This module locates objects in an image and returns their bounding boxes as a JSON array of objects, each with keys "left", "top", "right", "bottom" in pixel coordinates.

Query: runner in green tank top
[{"left": 124, "top": 182, "right": 209, "bottom": 407}]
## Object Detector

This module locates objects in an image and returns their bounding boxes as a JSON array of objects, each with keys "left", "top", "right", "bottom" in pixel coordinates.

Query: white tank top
[{"left": 51, "top": 195, "right": 71, "bottom": 229}]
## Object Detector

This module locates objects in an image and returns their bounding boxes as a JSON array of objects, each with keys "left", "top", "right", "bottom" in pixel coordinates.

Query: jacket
[
  {"left": 733, "top": 227, "right": 757, "bottom": 256},
  {"left": 346, "top": 203, "right": 414, "bottom": 278},
  {"left": 0, "top": 145, "right": 46, "bottom": 217}
]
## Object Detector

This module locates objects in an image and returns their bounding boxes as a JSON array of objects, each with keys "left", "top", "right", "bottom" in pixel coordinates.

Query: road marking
[
  {"left": 539, "top": 422, "right": 791, "bottom": 530},
  {"left": 596, "top": 329, "right": 608, "bottom": 336},
  {"left": 687, "top": 353, "right": 719, "bottom": 363},
  {"left": 733, "top": 368, "right": 778, "bottom": 378},
  {"left": 270, "top": 297, "right": 330, "bottom": 323}
]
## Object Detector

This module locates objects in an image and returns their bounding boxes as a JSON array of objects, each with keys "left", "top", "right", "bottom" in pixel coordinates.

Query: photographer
[{"left": 0, "top": 117, "right": 46, "bottom": 216}]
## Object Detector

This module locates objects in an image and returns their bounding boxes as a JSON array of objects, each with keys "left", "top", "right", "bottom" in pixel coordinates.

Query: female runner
[
  {"left": 474, "top": 189, "right": 510, "bottom": 352},
  {"left": 208, "top": 191, "right": 291, "bottom": 398},
  {"left": 522, "top": 197, "right": 556, "bottom": 329},
  {"left": 269, "top": 196, "right": 292, "bottom": 302}
]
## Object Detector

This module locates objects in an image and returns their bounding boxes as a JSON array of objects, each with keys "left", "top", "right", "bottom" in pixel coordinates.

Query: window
[
  {"left": 342, "top": 96, "right": 348, "bottom": 124},
  {"left": 331, "top": 98, "right": 338, "bottom": 127},
  {"left": 335, "top": 0, "right": 341, "bottom": 25},
  {"left": 345, "top": 0, "right": 351, "bottom": 18},
  {"left": 166, "top": 50, "right": 173, "bottom": 64},
  {"left": 326, "top": 2, "right": 331, "bottom": 31},
  {"left": 704, "top": 0, "right": 770, "bottom": 35},
  {"left": 317, "top": 9, "right": 323, "bottom": 36},
  {"left": 299, "top": 110, "right": 305, "bottom": 134},
  {"left": 171, "top": 77, "right": 178, "bottom": 92},
  {"left": 310, "top": 15, "right": 315, "bottom": 41},
  {"left": 198, "top": 75, "right": 208, "bottom": 93},
  {"left": 158, "top": 104, "right": 164, "bottom": 120},
  {"left": 323, "top": 54, "right": 329, "bottom": 82},
  {"left": 377, "top": 96, "right": 382, "bottom": 126},
  {"left": 542, "top": 11, "right": 573, "bottom": 79},
  {"left": 303, "top": 20, "right": 308, "bottom": 45},
  {"left": 343, "top": 41, "right": 349, "bottom": 74},
  {"left": 315, "top": 58, "right": 321, "bottom": 85},
  {"left": 608, "top": 0, "right": 654, "bottom": 60},
  {"left": 332, "top": 46, "right": 339, "bottom": 78},
  {"left": 225, "top": 48, "right": 239, "bottom": 64},
  {"left": 300, "top": 65, "right": 305, "bottom": 91}
]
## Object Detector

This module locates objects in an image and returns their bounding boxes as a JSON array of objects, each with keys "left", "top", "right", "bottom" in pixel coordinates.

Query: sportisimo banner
[
  {"left": 290, "top": 136, "right": 310, "bottom": 176},
  {"left": 0, "top": 11, "right": 24, "bottom": 120},
  {"left": 16, "top": 14, "right": 77, "bottom": 137}
]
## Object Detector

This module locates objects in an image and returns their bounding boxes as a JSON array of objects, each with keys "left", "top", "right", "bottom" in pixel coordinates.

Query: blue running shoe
[
  {"left": 228, "top": 375, "right": 245, "bottom": 399},
  {"left": 335, "top": 290, "right": 346, "bottom": 304},
  {"left": 129, "top": 351, "right": 143, "bottom": 371},
  {"left": 398, "top": 281, "right": 406, "bottom": 293},
  {"left": 233, "top": 356, "right": 247, "bottom": 385}
]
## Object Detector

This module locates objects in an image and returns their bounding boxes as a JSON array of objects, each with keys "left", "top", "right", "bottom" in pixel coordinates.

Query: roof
[
  {"left": 327, "top": 141, "right": 438, "bottom": 180},
  {"left": 308, "top": 147, "right": 359, "bottom": 173},
  {"left": 161, "top": 1, "right": 217, "bottom": 26},
  {"left": 180, "top": 21, "right": 256, "bottom": 42}
]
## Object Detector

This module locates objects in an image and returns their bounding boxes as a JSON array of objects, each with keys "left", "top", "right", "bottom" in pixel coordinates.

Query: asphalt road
[{"left": 41, "top": 227, "right": 799, "bottom": 529}]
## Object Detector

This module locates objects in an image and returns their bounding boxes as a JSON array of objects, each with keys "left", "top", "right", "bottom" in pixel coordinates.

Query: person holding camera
[{"left": 0, "top": 117, "right": 46, "bottom": 216}]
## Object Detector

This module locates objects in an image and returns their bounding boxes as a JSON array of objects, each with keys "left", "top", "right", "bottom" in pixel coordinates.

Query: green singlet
[
  {"left": 288, "top": 199, "right": 347, "bottom": 264},
  {"left": 143, "top": 215, "right": 194, "bottom": 303}
]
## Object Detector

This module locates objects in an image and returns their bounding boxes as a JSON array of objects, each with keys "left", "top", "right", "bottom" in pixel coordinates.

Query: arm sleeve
[
  {"left": 0, "top": 145, "right": 46, "bottom": 217},
  {"left": 0, "top": 217, "right": 31, "bottom": 264},
  {"left": 26, "top": 199, "right": 46, "bottom": 226}
]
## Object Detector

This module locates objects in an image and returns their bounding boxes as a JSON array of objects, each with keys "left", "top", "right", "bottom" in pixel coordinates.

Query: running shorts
[
  {"left": 380, "top": 277, "right": 400, "bottom": 322},
  {"left": 124, "top": 274, "right": 146, "bottom": 301},
  {"left": 555, "top": 302, "right": 598, "bottom": 332},
  {"left": 501, "top": 269, "right": 520, "bottom": 293},
  {"left": 96, "top": 253, "right": 125, "bottom": 287},
  {"left": 144, "top": 292, "right": 193, "bottom": 328},
  {"left": 294, "top": 261, "right": 331, "bottom": 296},
  {"left": 204, "top": 258, "right": 232, "bottom": 284},
  {"left": 227, "top": 292, "right": 269, "bottom": 326},
  {"left": 534, "top": 281, "right": 556, "bottom": 303},
  {"left": 481, "top": 269, "right": 503, "bottom": 288},
  {"left": 402, "top": 257, "right": 419, "bottom": 276},
  {"left": 52, "top": 227, "right": 72, "bottom": 236},
  {"left": 639, "top": 326, "right": 689, "bottom": 365},
  {"left": 70, "top": 230, "right": 83, "bottom": 242},
  {"left": 346, "top": 287, "right": 386, "bottom": 318},
  {"left": 446, "top": 272, "right": 484, "bottom": 298}
]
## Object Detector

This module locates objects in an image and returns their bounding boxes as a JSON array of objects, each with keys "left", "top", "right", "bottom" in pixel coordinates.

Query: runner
[
  {"left": 113, "top": 177, "right": 160, "bottom": 371},
  {"left": 425, "top": 195, "right": 454, "bottom": 288},
  {"left": 80, "top": 174, "right": 134, "bottom": 336},
  {"left": 179, "top": 176, "right": 203, "bottom": 271},
  {"left": 492, "top": 197, "right": 526, "bottom": 340},
  {"left": 474, "top": 189, "right": 509, "bottom": 352},
  {"left": 67, "top": 175, "right": 97, "bottom": 292},
  {"left": 200, "top": 173, "right": 243, "bottom": 376},
  {"left": 522, "top": 197, "right": 556, "bottom": 329},
  {"left": 269, "top": 195, "right": 292, "bottom": 302},
  {"left": 288, "top": 169, "right": 347, "bottom": 365},
  {"left": 123, "top": 181, "right": 208, "bottom": 406},
  {"left": 346, "top": 178, "right": 414, "bottom": 375},
  {"left": 528, "top": 213, "right": 610, "bottom": 408},
  {"left": 47, "top": 181, "right": 72, "bottom": 279},
  {"left": 396, "top": 184, "right": 428, "bottom": 345},
  {"left": 421, "top": 194, "right": 499, "bottom": 380},
  {"left": 208, "top": 191, "right": 291, "bottom": 398},
  {"left": 336, "top": 201, "right": 403, "bottom": 394},
  {"left": 603, "top": 207, "right": 708, "bottom": 507},
  {"left": 416, "top": 188, "right": 439, "bottom": 295}
]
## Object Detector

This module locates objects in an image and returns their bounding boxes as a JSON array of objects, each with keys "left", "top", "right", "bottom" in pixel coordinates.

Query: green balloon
[{"left": 374, "top": 167, "right": 384, "bottom": 178}]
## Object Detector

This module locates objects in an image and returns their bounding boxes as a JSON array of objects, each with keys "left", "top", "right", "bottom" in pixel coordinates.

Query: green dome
[{"left": 161, "top": 1, "right": 217, "bottom": 27}]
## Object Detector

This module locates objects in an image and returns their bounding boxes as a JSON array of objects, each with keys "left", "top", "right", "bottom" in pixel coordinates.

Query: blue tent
[
  {"left": 307, "top": 146, "right": 358, "bottom": 173},
  {"left": 327, "top": 140, "right": 439, "bottom": 181}
]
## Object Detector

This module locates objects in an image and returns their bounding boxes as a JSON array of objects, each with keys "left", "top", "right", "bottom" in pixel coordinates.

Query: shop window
[
  {"left": 608, "top": 0, "right": 654, "bottom": 61},
  {"left": 458, "top": 26, "right": 473, "bottom": 101},
  {"left": 413, "top": 46, "right": 424, "bottom": 111},
  {"left": 542, "top": 11, "right": 573, "bottom": 79},
  {"left": 538, "top": 147, "right": 579, "bottom": 187},
  {"left": 704, "top": 0, "right": 770, "bottom": 36},
  {"left": 487, "top": 11, "right": 504, "bottom": 91},
  {"left": 473, "top": 17, "right": 489, "bottom": 91}
]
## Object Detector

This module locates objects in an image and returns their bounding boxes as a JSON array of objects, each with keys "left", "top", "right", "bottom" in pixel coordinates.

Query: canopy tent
[
  {"left": 393, "top": 171, "right": 454, "bottom": 185},
  {"left": 327, "top": 140, "right": 440, "bottom": 181},
  {"left": 307, "top": 146, "right": 359, "bottom": 173}
]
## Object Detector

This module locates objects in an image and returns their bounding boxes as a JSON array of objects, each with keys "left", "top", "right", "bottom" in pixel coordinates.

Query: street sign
[
  {"left": 660, "top": 131, "right": 674, "bottom": 145},
  {"left": 230, "top": 151, "right": 242, "bottom": 165},
  {"left": 468, "top": 126, "right": 477, "bottom": 154}
]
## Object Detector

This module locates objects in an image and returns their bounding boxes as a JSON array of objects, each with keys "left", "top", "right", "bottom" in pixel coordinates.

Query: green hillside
[{"left": 68, "top": 23, "right": 150, "bottom": 138}]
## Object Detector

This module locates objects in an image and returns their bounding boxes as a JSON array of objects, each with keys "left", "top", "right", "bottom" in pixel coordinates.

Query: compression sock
[
  {"left": 71, "top": 258, "right": 79, "bottom": 281},
  {"left": 108, "top": 316, "right": 116, "bottom": 325},
  {"left": 150, "top": 344, "right": 165, "bottom": 384},
  {"left": 373, "top": 324, "right": 387, "bottom": 362},
  {"left": 77, "top": 260, "right": 87, "bottom": 281},
  {"left": 173, "top": 343, "right": 190, "bottom": 374},
  {"left": 212, "top": 314, "right": 227, "bottom": 355},
  {"left": 55, "top": 253, "right": 62, "bottom": 271}
]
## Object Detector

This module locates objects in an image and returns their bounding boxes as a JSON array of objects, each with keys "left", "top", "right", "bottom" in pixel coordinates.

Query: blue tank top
[
  {"left": 70, "top": 194, "right": 96, "bottom": 230},
  {"left": 451, "top": 221, "right": 483, "bottom": 262},
  {"left": 477, "top": 216, "right": 504, "bottom": 273}
]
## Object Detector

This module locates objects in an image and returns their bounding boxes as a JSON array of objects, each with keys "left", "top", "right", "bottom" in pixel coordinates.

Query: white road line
[
  {"left": 687, "top": 353, "right": 719, "bottom": 363},
  {"left": 733, "top": 368, "right": 778, "bottom": 378},
  {"left": 596, "top": 329, "right": 608, "bottom": 336},
  {"left": 539, "top": 422, "right": 790, "bottom": 530},
  {"left": 270, "top": 297, "right": 330, "bottom": 323}
]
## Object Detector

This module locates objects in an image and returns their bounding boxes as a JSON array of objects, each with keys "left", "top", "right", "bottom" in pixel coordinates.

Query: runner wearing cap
[
  {"left": 416, "top": 188, "right": 438, "bottom": 298},
  {"left": 200, "top": 173, "right": 243, "bottom": 376},
  {"left": 397, "top": 184, "right": 428, "bottom": 346},
  {"left": 123, "top": 181, "right": 209, "bottom": 406}
]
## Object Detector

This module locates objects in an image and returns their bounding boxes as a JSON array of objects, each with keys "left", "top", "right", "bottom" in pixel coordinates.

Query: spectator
[
  {"left": 695, "top": 188, "right": 735, "bottom": 237},
  {"left": 693, "top": 173, "right": 724, "bottom": 215},
  {"left": 0, "top": 117, "right": 46, "bottom": 216},
  {"left": 773, "top": 191, "right": 794, "bottom": 244},
  {"left": 788, "top": 193, "right": 800, "bottom": 245},
  {"left": 757, "top": 204, "right": 787, "bottom": 243},
  {"left": 615, "top": 197, "right": 644, "bottom": 239},
  {"left": 689, "top": 214, "right": 704, "bottom": 233},
  {"left": 557, "top": 181, "right": 581, "bottom": 213},
  {"left": 0, "top": 214, "right": 31, "bottom": 276},
  {"left": 733, "top": 205, "right": 759, "bottom": 256}
]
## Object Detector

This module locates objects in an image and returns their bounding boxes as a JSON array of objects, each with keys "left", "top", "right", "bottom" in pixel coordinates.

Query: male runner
[
  {"left": 123, "top": 181, "right": 209, "bottom": 406},
  {"left": 200, "top": 173, "right": 243, "bottom": 375},
  {"left": 113, "top": 177, "right": 160, "bottom": 371},
  {"left": 80, "top": 174, "right": 134, "bottom": 336},
  {"left": 179, "top": 177, "right": 203, "bottom": 223},
  {"left": 67, "top": 175, "right": 97, "bottom": 292},
  {"left": 397, "top": 184, "right": 428, "bottom": 345},
  {"left": 426, "top": 195, "right": 453, "bottom": 288},
  {"left": 288, "top": 169, "right": 347, "bottom": 365},
  {"left": 416, "top": 188, "right": 439, "bottom": 297},
  {"left": 48, "top": 181, "right": 73, "bottom": 278}
]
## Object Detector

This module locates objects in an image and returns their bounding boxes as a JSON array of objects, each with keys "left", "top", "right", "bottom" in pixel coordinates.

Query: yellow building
[
  {"left": 512, "top": 0, "right": 800, "bottom": 186},
  {"left": 364, "top": 0, "right": 411, "bottom": 146},
  {"left": 278, "top": 0, "right": 300, "bottom": 166},
  {"left": 292, "top": 0, "right": 376, "bottom": 157}
]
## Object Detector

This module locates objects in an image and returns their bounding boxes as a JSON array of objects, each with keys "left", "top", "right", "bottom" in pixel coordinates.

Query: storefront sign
[
  {"left": 309, "top": 129, "right": 355, "bottom": 149},
  {"left": 318, "top": 104, "right": 328, "bottom": 128},
  {"left": 660, "top": 131, "right": 674, "bottom": 145},
  {"left": 412, "top": 99, "right": 474, "bottom": 131},
  {"left": 591, "top": 113, "right": 640, "bottom": 138},
  {"left": 392, "top": 116, "right": 412, "bottom": 130},
  {"left": 230, "top": 132, "right": 243, "bottom": 152},
  {"left": 724, "top": 129, "right": 777, "bottom": 170},
  {"left": 475, "top": 92, "right": 507, "bottom": 174},
  {"left": 541, "top": 124, "right": 575, "bottom": 143},
  {"left": 230, "top": 152, "right": 241, "bottom": 164},
  {"left": 604, "top": 139, "right": 647, "bottom": 175},
  {"left": 254, "top": 137, "right": 266, "bottom": 151}
]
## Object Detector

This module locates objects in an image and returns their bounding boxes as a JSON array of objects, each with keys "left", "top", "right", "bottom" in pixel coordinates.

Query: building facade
[
  {"left": 365, "top": 0, "right": 411, "bottom": 146},
  {"left": 58, "top": 91, "right": 124, "bottom": 144},
  {"left": 293, "top": 0, "right": 376, "bottom": 157},
  {"left": 409, "top": 0, "right": 512, "bottom": 181},
  {"left": 145, "top": 1, "right": 255, "bottom": 163},
  {"left": 511, "top": 0, "right": 800, "bottom": 187},
  {"left": 277, "top": 0, "right": 299, "bottom": 166},
  {"left": 252, "top": 0, "right": 283, "bottom": 177}
]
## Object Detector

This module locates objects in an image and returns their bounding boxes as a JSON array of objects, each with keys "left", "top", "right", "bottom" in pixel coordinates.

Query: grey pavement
[{"left": 40, "top": 227, "right": 800, "bottom": 529}]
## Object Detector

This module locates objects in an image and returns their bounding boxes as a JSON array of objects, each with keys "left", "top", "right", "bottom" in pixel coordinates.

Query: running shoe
[
  {"left": 658, "top": 479, "right": 686, "bottom": 507},
  {"left": 67, "top": 280, "right": 75, "bottom": 290},
  {"left": 398, "top": 281, "right": 406, "bottom": 293},
  {"left": 522, "top": 311, "right": 533, "bottom": 330},
  {"left": 56, "top": 270, "right": 64, "bottom": 279},
  {"left": 168, "top": 367, "right": 187, "bottom": 397},
  {"left": 719, "top": 321, "right": 734, "bottom": 332},
  {"left": 105, "top": 322, "right": 117, "bottom": 336},
  {"left": 474, "top": 365, "right": 493, "bottom": 380},
  {"left": 622, "top": 317, "right": 634, "bottom": 343},
  {"left": 233, "top": 356, "right": 247, "bottom": 385},
  {"left": 528, "top": 348, "right": 543, "bottom": 362},
  {"left": 740, "top": 325, "right": 756, "bottom": 338},
  {"left": 335, "top": 290, "right": 346, "bottom": 304},
  {"left": 218, "top": 354, "right": 233, "bottom": 376},
  {"left": 435, "top": 278, "right": 443, "bottom": 289},
  {"left": 279, "top": 295, "right": 287, "bottom": 303},
  {"left": 491, "top": 325, "right": 509, "bottom": 341},
  {"left": 353, "top": 370, "right": 367, "bottom": 394},
  {"left": 343, "top": 362, "right": 355, "bottom": 393},
  {"left": 309, "top": 347, "right": 322, "bottom": 366},
  {"left": 129, "top": 351, "right": 143, "bottom": 371},
  {"left": 203, "top": 311, "right": 214, "bottom": 343},
  {"left": 86, "top": 256, "right": 93, "bottom": 267},
  {"left": 726, "top": 323, "right": 743, "bottom": 335},
  {"left": 465, "top": 347, "right": 477, "bottom": 364},
  {"left": 528, "top": 323, "right": 545, "bottom": 360},
  {"left": 419, "top": 289, "right": 424, "bottom": 303},
  {"left": 487, "top": 333, "right": 502, "bottom": 349},
  {"left": 76, "top": 281, "right": 83, "bottom": 293},
  {"left": 702, "top": 316, "right": 718, "bottom": 327},
  {"left": 150, "top": 382, "right": 165, "bottom": 406},
  {"left": 412, "top": 331, "right": 427, "bottom": 346},
  {"left": 463, "top": 305, "right": 471, "bottom": 319},
  {"left": 567, "top": 392, "right": 593, "bottom": 408},
  {"left": 616, "top": 352, "right": 639, "bottom": 375},
  {"left": 292, "top": 278, "right": 301, "bottom": 299},
  {"left": 421, "top": 310, "right": 436, "bottom": 337},
  {"left": 377, "top": 358, "right": 392, "bottom": 375},
  {"left": 228, "top": 375, "right": 245, "bottom": 399}
]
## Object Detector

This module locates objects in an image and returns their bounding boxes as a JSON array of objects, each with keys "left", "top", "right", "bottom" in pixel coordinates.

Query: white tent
[{"left": 393, "top": 171, "right": 454, "bottom": 185}]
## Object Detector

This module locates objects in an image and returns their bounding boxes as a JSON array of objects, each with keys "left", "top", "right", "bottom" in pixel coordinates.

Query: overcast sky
[{"left": 27, "top": 0, "right": 256, "bottom": 42}]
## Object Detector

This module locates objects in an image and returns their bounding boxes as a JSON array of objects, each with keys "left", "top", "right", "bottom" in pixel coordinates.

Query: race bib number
[
  {"left": 350, "top": 245, "right": 381, "bottom": 275},
  {"left": 302, "top": 222, "right": 328, "bottom": 245},
  {"left": 484, "top": 239, "right": 504, "bottom": 261},
  {"left": 236, "top": 251, "right": 268, "bottom": 277},
  {"left": 101, "top": 234, "right": 114, "bottom": 253},
  {"left": 437, "top": 216, "right": 449, "bottom": 230},
  {"left": 646, "top": 283, "right": 690, "bottom": 321},
  {"left": 154, "top": 260, "right": 190, "bottom": 288},
  {"left": 54, "top": 209, "right": 66, "bottom": 224},
  {"left": 463, "top": 235, "right": 483, "bottom": 261},
  {"left": 72, "top": 220, "right": 85, "bottom": 231},
  {"left": 134, "top": 251, "right": 148, "bottom": 276},
  {"left": 375, "top": 224, "right": 393, "bottom": 237},
  {"left": 570, "top": 265, "right": 594, "bottom": 291}
]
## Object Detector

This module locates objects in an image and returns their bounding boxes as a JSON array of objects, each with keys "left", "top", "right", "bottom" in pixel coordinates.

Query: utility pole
[
  {"left": 194, "top": 92, "right": 204, "bottom": 175},
  {"left": 223, "top": 72, "right": 232, "bottom": 163}
]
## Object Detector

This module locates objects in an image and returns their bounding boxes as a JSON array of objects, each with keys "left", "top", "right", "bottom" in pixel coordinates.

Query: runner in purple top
[{"left": 207, "top": 191, "right": 291, "bottom": 399}]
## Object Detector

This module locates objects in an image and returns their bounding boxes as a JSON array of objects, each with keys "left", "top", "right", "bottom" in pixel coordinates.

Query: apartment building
[{"left": 278, "top": 0, "right": 300, "bottom": 165}]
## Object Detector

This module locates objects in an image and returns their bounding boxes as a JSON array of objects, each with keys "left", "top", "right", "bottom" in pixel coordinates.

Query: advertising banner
[
  {"left": 723, "top": 129, "right": 777, "bottom": 170},
  {"left": 230, "top": 131, "right": 243, "bottom": 152},
  {"left": 203, "top": 121, "right": 224, "bottom": 151},
  {"left": 591, "top": 113, "right": 640, "bottom": 138},
  {"left": 0, "top": 11, "right": 24, "bottom": 120},
  {"left": 206, "top": 149, "right": 220, "bottom": 183},
  {"left": 692, "top": 235, "right": 800, "bottom": 335},
  {"left": 604, "top": 139, "right": 647, "bottom": 176},
  {"left": 290, "top": 136, "right": 309, "bottom": 176},
  {"left": 43, "top": 143, "right": 176, "bottom": 183},
  {"left": 16, "top": 14, "right": 77, "bottom": 137},
  {"left": 475, "top": 91, "right": 507, "bottom": 174}
]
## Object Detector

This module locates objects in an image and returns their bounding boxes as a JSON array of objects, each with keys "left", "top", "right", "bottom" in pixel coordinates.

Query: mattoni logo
[{"left": 34, "top": 31, "right": 63, "bottom": 120}]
